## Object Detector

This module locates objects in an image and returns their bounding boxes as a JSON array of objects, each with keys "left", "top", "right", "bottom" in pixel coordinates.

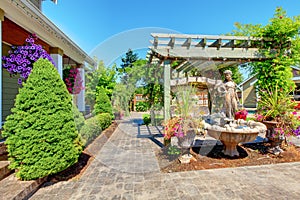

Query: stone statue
[{"left": 223, "top": 70, "right": 239, "bottom": 119}]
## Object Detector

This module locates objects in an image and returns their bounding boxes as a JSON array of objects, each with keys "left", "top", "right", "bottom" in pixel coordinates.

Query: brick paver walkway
[{"left": 29, "top": 112, "right": 300, "bottom": 200}]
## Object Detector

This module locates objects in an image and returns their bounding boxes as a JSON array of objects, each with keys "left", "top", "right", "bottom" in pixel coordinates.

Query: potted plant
[
  {"left": 166, "top": 85, "right": 198, "bottom": 147},
  {"left": 256, "top": 85, "right": 299, "bottom": 153}
]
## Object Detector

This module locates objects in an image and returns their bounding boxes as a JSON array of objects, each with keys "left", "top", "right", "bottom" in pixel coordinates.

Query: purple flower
[
  {"left": 17, "top": 78, "right": 22, "bottom": 85},
  {"left": 2, "top": 34, "right": 55, "bottom": 85}
]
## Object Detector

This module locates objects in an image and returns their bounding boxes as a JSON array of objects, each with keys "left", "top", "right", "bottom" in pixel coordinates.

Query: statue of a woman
[{"left": 223, "top": 70, "right": 239, "bottom": 119}]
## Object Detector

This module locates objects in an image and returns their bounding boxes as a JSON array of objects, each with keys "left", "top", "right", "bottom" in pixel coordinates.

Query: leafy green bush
[
  {"left": 142, "top": 114, "right": 151, "bottom": 125},
  {"left": 2, "top": 59, "right": 82, "bottom": 180},
  {"left": 93, "top": 87, "right": 113, "bottom": 117},
  {"left": 79, "top": 117, "right": 102, "bottom": 146},
  {"left": 135, "top": 101, "right": 149, "bottom": 112},
  {"left": 72, "top": 103, "right": 85, "bottom": 132},
  {"left": 96, "top": 113, "right": 112, "bottom": 130},
  {"left": 79, "top": 113, "right": 111, "bottom": 147}
]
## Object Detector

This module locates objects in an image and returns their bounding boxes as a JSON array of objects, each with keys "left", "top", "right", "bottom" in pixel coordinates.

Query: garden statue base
[{"left": 206, "top": 119, "right": 267, "bottom": 157}]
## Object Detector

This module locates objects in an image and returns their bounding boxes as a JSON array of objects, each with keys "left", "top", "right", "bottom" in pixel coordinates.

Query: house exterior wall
[
  {"left": 1, "top": 43, "right": 19, "bottom": 121},
  {"left": 242, "top": 76, "right": 257, "bottom": 108},
  {"left": 2, "top": 69, "right": 19, "bottom": 121}
]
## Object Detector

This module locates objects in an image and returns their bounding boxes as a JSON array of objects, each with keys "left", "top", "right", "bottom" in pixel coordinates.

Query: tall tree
[
  {"left": 119, "top": 49, "right": 139, "bottom": 84},
  {"left": 120, "top": 49, "right": 138, "bottom": 70}
]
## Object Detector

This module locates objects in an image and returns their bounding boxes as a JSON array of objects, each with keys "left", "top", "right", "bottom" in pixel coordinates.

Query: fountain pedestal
[{"left": 207, "top": 129, "right": 259, "bottom": 157}]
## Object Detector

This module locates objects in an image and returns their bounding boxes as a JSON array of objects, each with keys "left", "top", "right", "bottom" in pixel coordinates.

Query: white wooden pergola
[{"left": 147, "top": 33, "right": 270, "bottom": 120}]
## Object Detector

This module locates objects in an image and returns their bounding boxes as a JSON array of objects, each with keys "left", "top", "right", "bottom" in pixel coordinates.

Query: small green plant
[
  {"left": 167, "top": 145, "right": 181, "bottom": 155},
  {"left": 142, "top": 114, "right": 151, "bottom": 125}
]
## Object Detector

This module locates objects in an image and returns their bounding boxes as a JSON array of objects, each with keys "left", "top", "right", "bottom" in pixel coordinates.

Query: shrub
[
  {"left": 93, "top": 87, "right": 113, "bottom": 117},
  {"left": 79, "top": 117, "right": 102, "bottom": 146},
  {"left": 96, "top": 113, "right": 112, "bottom": 130},
  {"left": 135, "top": 101, "right": 149, "bottom": 112},
  {"left": 142, "top": 114, "right": 151, "bottom": 125},
  {"left": 72, "top": 104, "right": 85, "bottom": 132},
  {"left": 2, "top": 58, "right": 82, "bottom": 180}
]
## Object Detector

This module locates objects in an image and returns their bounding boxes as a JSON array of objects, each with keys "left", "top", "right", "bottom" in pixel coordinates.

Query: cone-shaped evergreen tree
[
  {"left": 93, "top": 87, "right": 113, "bottom": 116},
  {"left": 3, "top": 58, "right": 82, "bottom": 180}
]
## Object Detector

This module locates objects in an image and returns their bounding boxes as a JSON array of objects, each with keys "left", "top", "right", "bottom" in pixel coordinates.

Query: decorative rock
[{"left": 179, "top": 154, "right": 193, "bottom": 164}]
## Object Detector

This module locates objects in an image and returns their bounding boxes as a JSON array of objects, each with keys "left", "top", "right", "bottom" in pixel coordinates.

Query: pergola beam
[
  {"left": 182, "top": 38, "right": 191, "bottom": 48},
  {"left": 209, "top": 39, "right": 222, "bottom": 49},
  {"left": 151, "top": 47, "right": 264, "bottom": 61}
]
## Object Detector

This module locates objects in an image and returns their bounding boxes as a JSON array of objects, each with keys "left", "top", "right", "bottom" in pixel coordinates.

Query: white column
[
  {"left": 164, "top": 60, "right": 171, "bottom": 121},
  {"left": 77, "top": 67, "right": 85, "bottom": 112},
  {"left": 50, "top": 47, "right": 63, "bottom": 79},
  {"left": 0, "top": 9, "right": 4, "bottom": 128}
]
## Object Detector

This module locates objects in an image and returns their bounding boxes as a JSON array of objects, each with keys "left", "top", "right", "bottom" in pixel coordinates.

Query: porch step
[
  {"left": 0, "top": 161, "right": 11, "bottom": 181},
  {"left": 0, "top": 173, "right": 46, "bottom": 200}
]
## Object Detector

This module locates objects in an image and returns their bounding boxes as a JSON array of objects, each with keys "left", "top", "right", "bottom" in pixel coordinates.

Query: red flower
[{"left": 235, "top": 109, "right": 248, "bottom": 120}]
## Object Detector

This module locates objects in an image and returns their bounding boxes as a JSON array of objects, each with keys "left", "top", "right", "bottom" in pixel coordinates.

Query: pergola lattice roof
[{"left": 148, "top": 33, "right": 269, "bottom": 72}]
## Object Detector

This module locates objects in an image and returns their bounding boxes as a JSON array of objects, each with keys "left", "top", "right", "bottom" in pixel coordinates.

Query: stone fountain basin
[{"left": 207, "top": 129, "right": 259, "bottom": 157}]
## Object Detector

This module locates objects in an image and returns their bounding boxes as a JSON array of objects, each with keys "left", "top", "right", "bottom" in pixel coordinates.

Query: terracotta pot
[
  {"left": 262, "top": 121, "right": 279, "bottom": 138},
  {"left": 268, "top": 136, "right": 284, "bottom": 148}
]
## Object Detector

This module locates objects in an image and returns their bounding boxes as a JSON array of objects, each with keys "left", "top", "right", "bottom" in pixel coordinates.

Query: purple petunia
[{"left": 2, "top": 34, "right": 56, "bottom": 85}]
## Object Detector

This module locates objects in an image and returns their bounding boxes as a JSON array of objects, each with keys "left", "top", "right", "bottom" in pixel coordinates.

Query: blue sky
[{"left": 43, "top": 0, "right": 300, "bottom": 66}]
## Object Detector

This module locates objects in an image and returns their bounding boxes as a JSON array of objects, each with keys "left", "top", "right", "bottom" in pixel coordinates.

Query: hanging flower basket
[{"left": 63, "top": 67, "right": 84, "bottom": 94}]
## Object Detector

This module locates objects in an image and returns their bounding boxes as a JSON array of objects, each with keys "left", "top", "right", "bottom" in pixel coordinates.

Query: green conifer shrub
[
  {"left": 72, "top": 103, "right": 85, "bottom": 132},
  {"left": 93, "top": 87, "right": 113, "bottom": 116},
  {"left": 2, "top": 58, "right": 83, "bottom": 180},
  {"left": 79, "top": 117, "right": 102, "bottom": 146},
  {"left": 96, "top": 113, "right": 112, "bottom": 130}
]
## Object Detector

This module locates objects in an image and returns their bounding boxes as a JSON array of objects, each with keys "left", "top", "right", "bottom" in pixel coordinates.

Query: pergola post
[{"left": 164, "top": 60, "right": 171, "bottom": 120}]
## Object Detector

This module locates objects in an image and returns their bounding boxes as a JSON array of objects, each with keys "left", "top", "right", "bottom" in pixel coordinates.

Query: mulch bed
[{"left": 157, "top": 142, "right": 300, "bottom": 173}]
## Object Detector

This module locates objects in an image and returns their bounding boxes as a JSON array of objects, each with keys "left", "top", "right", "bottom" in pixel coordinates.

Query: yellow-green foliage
[
  {"left": 93, "top": 87, "right": 113, "bottom": 117},
  {"left": 2, "top": 59, "right": 82, "bottom": 180},
  {"left": 79, "top": 117, "right": 102, "bottom": 146},
  {"left": 79, "top": 113, "right": 112, "bottom": 147},
  {"left": 96, "top": 113, "right": 112, "bottom": 130}
]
